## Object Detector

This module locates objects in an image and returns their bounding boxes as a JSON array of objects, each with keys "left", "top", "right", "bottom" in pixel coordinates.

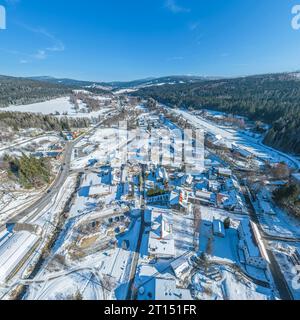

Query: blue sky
[{"left": 1, "top": 0, "right": 300, "bottom": 81}]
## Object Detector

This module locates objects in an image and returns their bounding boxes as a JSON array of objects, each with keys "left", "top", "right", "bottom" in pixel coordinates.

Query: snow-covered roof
[
  {"left": 238, "top": 220, "right": 260, "bottom": 258},
  {"left": 170, "top": 256, "right": 190, "bottom": 278},
  {"left": 185, "top": 174, "right": 194, "bottom": 185},
  {"left": 0, "top": 232, "right": 39, "bottom": 283},
  {"left": 213, "top": 219, "right": 225, "bottom": 237},
  {"left": 148, "top": 209, "right": 175, "bottom": 258},
  {"left": 169, "top": 191, "right": 180, "bottom": 205},
  {"left": 155, "top": 278, "right": 192, "bottom": 300},
  {"left": 195, "top": 190, "right": 213, "bottom": 200},
  {"left": 218, "top": 168, "right": 232, "bottom": 176},
  {"left": 89, "top": 184, "right": 111, "bottom": 196}
]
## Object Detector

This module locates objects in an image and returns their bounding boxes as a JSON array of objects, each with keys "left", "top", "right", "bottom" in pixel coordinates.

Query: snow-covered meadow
[{"left": 6, "top": 97, "right": 114, "bottom": 120}]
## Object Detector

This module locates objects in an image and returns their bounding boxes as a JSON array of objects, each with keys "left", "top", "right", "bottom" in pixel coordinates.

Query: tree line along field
[
  {"left": 134, "top": 73, "right": 300, "bottom": 155},
  {"left": 0, "top": 75, "right": 72, "bottom": 108},
  {"left": 0, "top": 112, "right": 91, "bottom": 132},
  {"left": 0, "top": 76, "right": 95, "bottom": 132}
]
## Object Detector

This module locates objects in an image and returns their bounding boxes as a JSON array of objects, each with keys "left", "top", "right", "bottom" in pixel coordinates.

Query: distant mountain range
[
  {"left": 28, "top": 72, "right": 300, "bottom": 91},
  {"left": 28, "top": 75, "right": 221, "bottom": 91},
  {"left": 28, "top": 76, "right": 112, "bottom": 90},
  {"left": 107, "top": 75, "right": 222, "bottom": 89},
  {"left": 1, "top": 74, "right": 217, "bottom": 108}
]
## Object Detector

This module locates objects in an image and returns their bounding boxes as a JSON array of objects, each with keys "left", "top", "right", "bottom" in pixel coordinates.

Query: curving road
[{"left": 0, "top": 119, "right": 109, "bottom": 232}]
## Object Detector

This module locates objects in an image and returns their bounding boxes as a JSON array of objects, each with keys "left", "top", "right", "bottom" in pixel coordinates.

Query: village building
[
  {"left": 154, "top": 278, "right": 192, "bottom": 300},
  {"left": 148, "top": 209, "right": 175, "bottom": 259},
  {"left": 194, "top": 190, "right": 215, "bottom": 206},
  {"left": 89, "top": 184, "right": 111, "bottom": 197},
  {"left": 238, "top": 220, "right": 267, "bottom": 270},
  {"left": 218, "top": 167, "right": 232, "bottom": 177},
  {"left": 170, "top": 256, "right": 190, "bottom": 279},
  {"left": 213, "top": 219, "right": 226, "bottom": 238}
]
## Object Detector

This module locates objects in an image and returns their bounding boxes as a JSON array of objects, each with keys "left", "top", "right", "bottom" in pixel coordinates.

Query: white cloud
[
  {"left": 10, "top": 23, "right": 65, "bottom": 63},
  {"left": 18, "top": 24, "right": 65, "bottom": 53},
  {"left": 189, "top": 21, "right": 200, "bottom": 31},
  {"left": 33, "top": 49, "right": 47, "bottom": 60},
  {"left": 165, "top": 0, "right": 190, "bottom": 14}
]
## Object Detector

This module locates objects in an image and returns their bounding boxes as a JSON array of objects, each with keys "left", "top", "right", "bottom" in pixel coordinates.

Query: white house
[
  {"left": 185, "top": 174, "right": 194, "bottom": 185},
  {"left": 148, "top": 210, "right": 175, "bottom": 259},
  {"left": 218, "top": 167, "right": 232, "bottom": 177}
]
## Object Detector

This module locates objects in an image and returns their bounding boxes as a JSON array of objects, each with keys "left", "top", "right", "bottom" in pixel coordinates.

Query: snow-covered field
[
  {"left": 27, "top": 270, "right": 105, "bottom": 300},
  {"left": 114, "top": 88, "right": 138, "bottom": 95},
  {"left": 25, "top": 247, "right": 132, "bottom": 300},
  {"left": 0, "top": 134, "right": 61, "bottom": 158},
  {"left": 7, "top": 97, "right": 74, "bottom": 115},
  {"left": 6, "top": 97, "right": 114, "bottom": 120}
]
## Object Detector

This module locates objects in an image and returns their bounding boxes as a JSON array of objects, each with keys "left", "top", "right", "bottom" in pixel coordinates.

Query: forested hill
[
  {"left": 134, "top": 73, "right": 300, "bottom": 155},
  {"left": 0, "top": 75, "right": 72, "bottom": 108}
]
